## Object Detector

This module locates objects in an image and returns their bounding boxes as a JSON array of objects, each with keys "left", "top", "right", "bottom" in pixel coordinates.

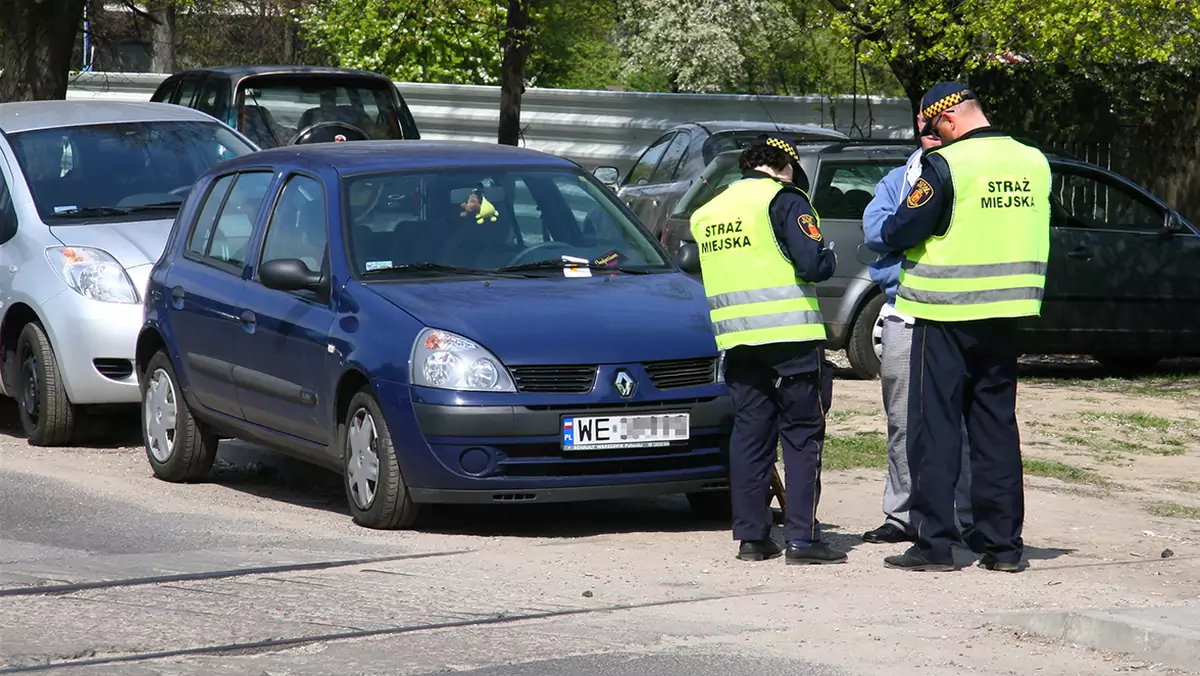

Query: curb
[{"left": 987, "top": 607, "right": 1200, "bottom": 672}]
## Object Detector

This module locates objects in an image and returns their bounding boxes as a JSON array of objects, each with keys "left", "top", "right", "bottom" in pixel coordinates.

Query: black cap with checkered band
[
  {"left": 750, "top": 133, "right": 803, "bottom": 177},
  {"left": 919, "top": 82, "right": 979, "bottom": 136}
]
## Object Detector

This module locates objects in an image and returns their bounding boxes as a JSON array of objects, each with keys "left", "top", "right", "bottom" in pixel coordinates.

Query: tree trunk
[
  {"left": 0, "top": 0, "right": 89, "bottom": 101},
  {"left": 497, "top": 0, "right": 531, "bottom": 146},
  {"left": 148, "top": 0, "right": 176, "bottom": 73}
]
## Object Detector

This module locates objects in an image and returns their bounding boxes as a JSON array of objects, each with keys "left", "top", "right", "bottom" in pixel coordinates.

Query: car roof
[
  {"left": 167, "top": 65, "right": 394, "bottom": 81},
  {"left": 691, "top": 120, "right": 848, "bottom": 139},
  {"left": 710, "top": 140, "right": 919, "bottom": 163},
  {"left": 216, "top": 140, "right": 579, "bottom": 175},
  {"left": 0, "top": 100, "right": 220, "bottom": 134}
]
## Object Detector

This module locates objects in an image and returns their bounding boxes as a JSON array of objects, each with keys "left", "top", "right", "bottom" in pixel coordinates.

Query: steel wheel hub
[
  {"left": 22, "top": 348, "right": 39, "bottom": 423},
  {"left": 144, "top": 368, "right": 178, "bottom": 462},
  {"left": 347, "top": 408, "right": 380, "bottom": 510}
]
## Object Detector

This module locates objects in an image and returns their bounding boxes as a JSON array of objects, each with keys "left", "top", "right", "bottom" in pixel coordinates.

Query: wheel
[
  {"left": 846, "top": 293, "right": 887, "bottom": 380},
  {"left": 141, "top": 351, "right": 218, "bottom": 482},
  {"left": 1093, "top": 354, "right": 1161, "bottom": 376},
  {"left": 15, "top": 322, "right": 76, "bottom": 446},
  {"left": 687, "top": 490, "right": 732, "bottom": 522},
  {"left": 342, "top": 388, "right": 421, "bottom": 529}
]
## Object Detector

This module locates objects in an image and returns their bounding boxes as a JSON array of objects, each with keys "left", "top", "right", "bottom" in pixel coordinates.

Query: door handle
[
  {"left": 240, "top": 310, "right": 256, "bottom": 327},
  {"left": 170, "top": 286, "right": 185, "bottom": 309},
  {"left": 1066, "top": 247, "right": 1093, "bottom": 260}
]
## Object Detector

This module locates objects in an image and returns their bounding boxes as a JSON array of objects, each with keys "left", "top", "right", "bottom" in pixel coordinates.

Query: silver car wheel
[
  {"left": 144, "top": 368, "right": 178, "bottom": 462},
  {"left": 872, "top": 306, "right": 886, "bottom": 362},
  {"left": 347, "top": 408, "right": 380, "bottom": 510}
]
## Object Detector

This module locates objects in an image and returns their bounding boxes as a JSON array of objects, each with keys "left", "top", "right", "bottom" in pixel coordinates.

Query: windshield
[
  {"left": 8, "top": 121, "right": 255, "bottom": 222},
  {"left": 344, "top": 167, "right": 671, "bottom": 277},
  {"left": 671, "top": 151, "right": 744, "bottom": 218},
  {"left": 238, "top": 77, "right": 405, "bottom": 148}
]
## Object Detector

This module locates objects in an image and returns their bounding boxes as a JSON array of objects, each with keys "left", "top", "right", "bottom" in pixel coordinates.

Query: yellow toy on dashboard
[{"left": 460, "top": 186, "right": 498, "bottom": 224}]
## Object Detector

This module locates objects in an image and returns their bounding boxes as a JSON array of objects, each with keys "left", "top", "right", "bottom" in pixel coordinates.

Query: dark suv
[
  {"left": 151, "top": 66, "right": 421, "bottom": 149},
  {"left": 661, "top": 140, "right": 1200, "bottom": 378}
]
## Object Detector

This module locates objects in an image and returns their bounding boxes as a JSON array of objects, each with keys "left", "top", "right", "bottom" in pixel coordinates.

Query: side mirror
[
  {"left": 593, "top": 166, "right": 620, "bottom": 186},
  {"left": 675, "top": 242, "right": 701, "bottom": 275},
  {"left": 260, "top": 258, "right": 323, "bottom": 292},
  {"left": 1163, "top": 211, "right": 1186, "bottom": 234}
]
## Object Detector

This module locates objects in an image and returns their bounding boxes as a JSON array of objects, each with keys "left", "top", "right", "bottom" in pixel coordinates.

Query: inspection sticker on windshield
[
  {"left": 562, "top": 413, "right": 690, "bottom": 450},
  {"left": 53, "top": 206, "right": 78, "bottom": 214},
  {"left": 561, "top": 255, "right": 591, "bottom": 278},
  {"left": 365, "top": 260, "right": 393, "bottom": 272}
]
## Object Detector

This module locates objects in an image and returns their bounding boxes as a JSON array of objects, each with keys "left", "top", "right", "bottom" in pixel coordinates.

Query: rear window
[
  {"left": 236, "top": 77, "right": 407, "bottom": 149},
  {"left": 811, "top": 162, "right": 905, "bottom": 220},
  {"left": 670, "top": 152, "right": 744, "bottom": 218}
]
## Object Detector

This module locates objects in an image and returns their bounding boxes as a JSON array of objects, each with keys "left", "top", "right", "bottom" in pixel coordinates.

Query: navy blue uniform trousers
[
  {"left": 907, "top": 318, "right": 1025, "bottom": 564},
  {"left": 724, "top": 341, "right": 832, "bottom": 543}
]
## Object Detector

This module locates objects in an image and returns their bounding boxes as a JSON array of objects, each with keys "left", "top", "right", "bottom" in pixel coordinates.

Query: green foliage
[{"left": 297, "top": 0, "right": 507, "bottom": 84}]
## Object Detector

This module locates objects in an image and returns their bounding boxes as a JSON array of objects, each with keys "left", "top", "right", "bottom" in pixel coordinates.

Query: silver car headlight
[
  {"left": 411, "top": 328, "right": 515, "bottom": 392},
  {"left": 45, "top": 246, "right": 138, "bottom": 304}
]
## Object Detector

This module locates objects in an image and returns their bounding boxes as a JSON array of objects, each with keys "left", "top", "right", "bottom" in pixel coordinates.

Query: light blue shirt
[{"left": 862, "top": 149, "right": 923, "bottom": 304}]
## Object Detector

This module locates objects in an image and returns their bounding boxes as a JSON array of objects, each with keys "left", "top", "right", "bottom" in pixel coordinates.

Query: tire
[
  {"left": 342, "top": 388, "right": 420, "bottom": 529},
  {"left": 687, "top": 490, "right": 732, "bottom": 522},
  {"left": 15, "top": 322, "right": 76, "bottom": 446},
  {"left": 1094, "top": 354, "right": 1161, "bottom": 376},
  {"left": 141, "top": 351, "right": 218, "bottom": 482},
  {"left": 845, "top": 293, "right": 887, "bottom": 380}
]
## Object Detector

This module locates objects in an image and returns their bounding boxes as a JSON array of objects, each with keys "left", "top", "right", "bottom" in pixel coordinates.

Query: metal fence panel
[{"left": 64, "top": 71, "right": 915, "bottom": 173}]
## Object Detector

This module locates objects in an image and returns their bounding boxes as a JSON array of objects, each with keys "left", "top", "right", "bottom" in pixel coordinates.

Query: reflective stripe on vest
[
  {"left": 689, "top": 177, "right": 826, "bottom": 350},
  {"left": 894, "top": 136, "right": 1052, "bottom": 322}
]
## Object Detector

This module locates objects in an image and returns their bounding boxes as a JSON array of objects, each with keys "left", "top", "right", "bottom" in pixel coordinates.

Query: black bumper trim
[
  {"left": 408, "top": 478, "right": 730, "bottom": 504},
  {"left": 413, "top": 397, "right": 734, "bottom": 438}
]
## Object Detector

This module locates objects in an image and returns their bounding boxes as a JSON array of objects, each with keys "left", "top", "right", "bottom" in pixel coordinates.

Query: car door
[
  {"left": 0, "top": 157, "right": 18, "bottom": 316},
  {"left": 809, "top": 159, "right": 904, "bottom": 321},
  {"left": 165, "top": 169, "right": 276, "bottom": 420},
  {"left": 619, "top": 132, "right": 674, "bottom": 224},
  {"left": 633, "top": 130, "right": 693, "bottom": 237},
  {"left": 233, "top": 173, "right": 336, "bottom": 447},
  {"left": 1048, "top": 163, "right": 1173, "bottom": 353}
]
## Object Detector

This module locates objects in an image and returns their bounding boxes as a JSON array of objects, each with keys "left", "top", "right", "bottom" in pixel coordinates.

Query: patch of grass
[
  {"left": 822, "top": 432, "right": 888, "bottom": 471},
  {"left": 827, "top": 408, "right": 870, "bottom": 425},
  {"left": 1023, "top": 459, "right": 1110, "bottom": 486},
  {"left": 1158, "top": 480, "right": 1200, "bottom": 493},
  {"left": 1145, "top": 501, "right": 1200, "bottom": 520},
  {"left": 1152, "top": 447, "right": 1186, "bottom": 457},
  {"left": 1081, "top": 411, "right": 1173, "bottom": 433},
  {"left": 1162, "top": 437, "right": 1185, "bottom": 447}
]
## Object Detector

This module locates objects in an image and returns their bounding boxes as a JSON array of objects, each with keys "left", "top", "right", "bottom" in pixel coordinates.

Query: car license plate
[{"left": 561, "top": 413, "right": 689, "bottom": 450}]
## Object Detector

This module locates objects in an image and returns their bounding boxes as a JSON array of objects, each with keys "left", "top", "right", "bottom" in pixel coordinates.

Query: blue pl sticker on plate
[
  {"left": 365, "top": 260, "right": 393, "bottom": 272},
  {"left": 562, "top": 417, "right": 575, "bottom": 446}
]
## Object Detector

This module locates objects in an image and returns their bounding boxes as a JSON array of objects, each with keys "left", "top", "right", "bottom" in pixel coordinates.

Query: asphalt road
[{"left": 0, "top": 440, "right": 850, "bottom": 676}]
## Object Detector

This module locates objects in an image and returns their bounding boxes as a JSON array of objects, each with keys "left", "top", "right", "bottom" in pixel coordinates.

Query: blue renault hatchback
[{"left": 136, "top": 141, "right": 735, "bottom": 529}]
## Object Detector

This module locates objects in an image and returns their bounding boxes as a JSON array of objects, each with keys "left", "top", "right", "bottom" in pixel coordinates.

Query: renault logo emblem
[{"left": 613, "top": 370, "right": 636, "bottom": 398}]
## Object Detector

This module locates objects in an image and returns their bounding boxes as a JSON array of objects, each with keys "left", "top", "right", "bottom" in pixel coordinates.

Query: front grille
[
  {"left": 644, "top": 357, "right": 717, "bottom": 389},
  {"left": 510, "top": 365, "right": 597, "bottom": 393},
  {"left": 499, "top": 450, "right": 724, "bottom": 478},
  {"left": 93, "top": 358, "right": 134, "bottom": 381}
]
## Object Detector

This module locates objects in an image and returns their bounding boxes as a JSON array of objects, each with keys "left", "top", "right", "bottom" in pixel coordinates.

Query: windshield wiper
[
  {"left": 496, "top": 260, "right": 653, "bottom": 274},
  {"left": 361, "top": 262, "right": 523, "bottom": 278},
  {"left": 49, "top": 201, "right": 183, "bottom": 218}
]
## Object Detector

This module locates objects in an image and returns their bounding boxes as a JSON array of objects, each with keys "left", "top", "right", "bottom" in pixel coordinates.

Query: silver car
[{"left": 0, "top": 101, "right": 258, "bottom": 445}]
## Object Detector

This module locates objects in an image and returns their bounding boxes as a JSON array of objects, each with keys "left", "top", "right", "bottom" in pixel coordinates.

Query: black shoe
[
  {"left": 737, "top": 539, "right": 783, "bottom": 561},
  {"left": 978, "top": 553, "right": 1025, "bottom": 573},
  {"left": 785, "top": 541, "right": 848, "bottom": 565},
  {"left": 883, "top": 546, "right": 955, "bottom": 572},
  {"left": 862, "top": 522, "right": 915, "bottom": 544}
]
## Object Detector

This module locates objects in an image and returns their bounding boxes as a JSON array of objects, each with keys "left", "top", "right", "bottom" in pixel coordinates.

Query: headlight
[
  {"left": 45, "top": 246, "right": 139, "bottom": 304},
  {"left": 716, "top": 350, "right": 727, "bottom": 384},
  {"left": 411, "top": 328, "right": 515, "bottom": 392}
]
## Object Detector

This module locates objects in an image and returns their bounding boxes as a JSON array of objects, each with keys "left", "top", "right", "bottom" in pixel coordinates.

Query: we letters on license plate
[{"left": 561, "top": 413, "right": 690, "bottom": 450}]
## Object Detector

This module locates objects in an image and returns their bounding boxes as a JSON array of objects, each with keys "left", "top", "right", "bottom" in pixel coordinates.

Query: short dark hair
[{"left": 739, "top": 145, "right": 793, "bottom": 173}]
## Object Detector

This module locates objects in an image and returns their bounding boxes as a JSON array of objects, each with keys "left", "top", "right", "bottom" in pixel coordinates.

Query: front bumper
[
  {"left": 373, "top": 380, "right": 735, "bottom": 504},
  {"left": 39, "top": 290, "right": 143, "bottom": 404}
]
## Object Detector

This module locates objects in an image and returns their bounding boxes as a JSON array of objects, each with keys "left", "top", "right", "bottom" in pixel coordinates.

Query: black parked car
[
  {"left": 662, "top": 140, "right": 1200, "bottom": 377},
  {"left": 592, "top": 121, "right": 847, "bottom": 236},
  {"left": 151, "top": 66, "right": 421, "bottom": 149}
]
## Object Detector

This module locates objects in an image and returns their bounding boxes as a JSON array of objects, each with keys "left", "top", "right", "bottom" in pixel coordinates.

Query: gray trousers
[{"left": 880, "top": 313, "right": 974, "bottom": 532}]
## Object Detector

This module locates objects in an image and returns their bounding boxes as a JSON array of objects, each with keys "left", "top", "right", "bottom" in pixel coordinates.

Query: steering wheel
[
  {"left": 290, "top": 121, "right": 370, "bottom": 145},
  {"left": 505, "top": 241, "right": 580, "bottom": 268}
]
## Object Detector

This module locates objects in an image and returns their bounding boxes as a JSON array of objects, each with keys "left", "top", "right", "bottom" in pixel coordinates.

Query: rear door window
[
  {"left": 812, "top": 162, "right": 904, "bottom": 219},
  {"left": 625, "top": 133, "right": 673, "bottom": 185},
  {"left": 650, "top": 132, "right": 691, "bottom": 184},
  {"left": 173, "top": 76, "right": 202, "bottom": 107}
]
